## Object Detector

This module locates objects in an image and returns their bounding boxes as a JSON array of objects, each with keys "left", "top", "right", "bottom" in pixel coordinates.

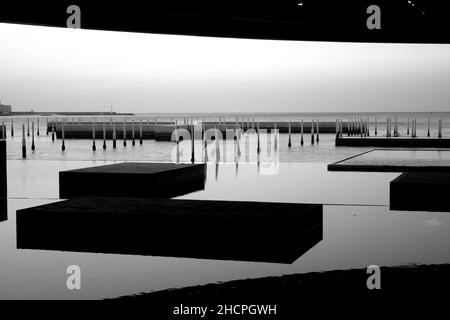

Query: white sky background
[{"left": 0, "top": 22, "right": 450, "bottom": 113}]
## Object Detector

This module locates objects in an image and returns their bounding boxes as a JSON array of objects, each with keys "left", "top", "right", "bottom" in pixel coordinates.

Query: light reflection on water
[{"left": 1, "top": 160, "right": 450, "bottom": 299}]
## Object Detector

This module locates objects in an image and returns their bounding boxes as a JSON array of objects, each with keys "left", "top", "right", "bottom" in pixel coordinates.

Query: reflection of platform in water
[
  {"left": 336, "top": 137, "right": 450, "bottom": 148},
  {"left": 59, "top": 162, "right": 206, "bottom": 199},
  {"left": 390, "top": 172, "right": 450, "bottom": 213},
  {"left": 328, "top": 149, "right": 450, "bottom": 172},
  {"left": 17, "top": 197, "right": 322, "bottom": 264}
]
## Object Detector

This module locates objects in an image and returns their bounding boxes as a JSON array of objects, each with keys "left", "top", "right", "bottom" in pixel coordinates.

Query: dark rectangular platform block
[
  {"left": 59, "top": 162, "right": 205, "bottom": 199},
  {"left": 16, "top": 197, "right": 323, "bottom": 264},
  {"left": 0, "top": 198, "right": 6, "bottom": 222},
  {"left": 0, "top": 140, "right": 6, "bottom": 198},
  {"left": 390, "top": 172, "right": 450, "bottom": 212},
  {"left": 336, "top": 137, "right": 450, "bottom": 148}
]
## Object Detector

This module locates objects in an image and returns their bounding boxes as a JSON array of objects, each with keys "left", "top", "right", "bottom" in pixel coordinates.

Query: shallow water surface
[{"left": 1, "top": 160, "right": 450, "bottom": 299}]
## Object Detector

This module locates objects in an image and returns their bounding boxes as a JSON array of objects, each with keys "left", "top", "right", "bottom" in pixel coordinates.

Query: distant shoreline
[{"left": 0, "top": 112, "right": 134, "bottom": 116}]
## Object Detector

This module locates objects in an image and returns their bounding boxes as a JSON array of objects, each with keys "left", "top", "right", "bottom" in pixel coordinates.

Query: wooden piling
[
  {"left": 311, "top": 120, "right": 315, "bottom": 145},
  {"left": 301, "top": 120, "right": 304, "bottom": 145},
  {"left": 51, "top": 119, "right": 55, "bottom": 142},
  {"left": 257, "top": 122, "right": 261, "bottom": 154},
  {"left": 335, "top": 119, "right": 339, "bottom": 138},
  {"left": 92, "top": 119, "right": 96, "bottom": 151},
  {"left": 139, "top": 119, "right": 143, "bottom": 145},
  {"left": 37, "top": 118, "right": 40, "bottom": 136},
  {"left": 132, "top": 119, "right": 135, "bottom": 146},
  {"left": 112, "top": 119, "right": 117, "bottom": 149},
  {"left": 274, "top": 121, "right": 278, "bottom": 151},
  {"left": 288, "top": 121, "right": 292, "bottom": 147},
  {"left": 237, "top": 128, "right": 241, "bottom": 157},
  {"left": 360, "top": 118, "right": 363, "bottom": 138},
  {"left": 102, "top": 121, "right": 106, "bottom": 150},
  {"left": 123, "top": 119, "right": 127, "bottom": 147},
  {"left": 31, "top": 121, "right": 35, "bottom": 151},
  {"left": 438, "top": 119, "right": 442, "bottom": 138},
  {"left": 27, "top": 118, "right": 30, "bottom": 136},
  {"left": 375, "top": 118, "right": 378, "bottom": 135},
  {"left": 191, "top": 123, "right": 195, "bottom": 163},
  {"left": 215, "top": 127, "right": 220, "bottom": 162},
  {"left": 407, "top": 118, "right": 410, "bottom": 135},
  {"left": 428, "top": 117, "right": 431, "bottom": 137},
  {"left": 46, "top": 118, "right": 49, "bottom": 135},
  {"left": 204, "top": 128, "right": 208, "bottom": 162},
  {"left": 22, "top": 124, "right": 26, "bottom": 159},
  {"left": 316, "top": 119, "right": 319, "bottom": 143},
  {"left": 386, "top": 118, "right": 390, "bottom": 138},
  {"left": 11, "top": 119, "right": 14, "bottom": 137},
  {"left": 61, "top": 119, "right": 65, "bottom": 151},
  {"left": 176, "top": 122, "right": 180, "bottom": 164}
]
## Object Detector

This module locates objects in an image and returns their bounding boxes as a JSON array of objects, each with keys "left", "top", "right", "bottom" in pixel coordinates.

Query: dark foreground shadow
[
  {"left": 17, "top": 197, "right": 323, "bottom": 264},
  {"left": 112, "top": 264, "right": 450, "bottom": 317}
]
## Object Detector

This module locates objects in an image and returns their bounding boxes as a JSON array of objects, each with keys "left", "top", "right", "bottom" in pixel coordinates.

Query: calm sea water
[
  {"left": 2, "top": 161, "right": 450, "bottom": 299},
  {"left": 1, "top": 112, "right": 450, "bottom": 299}
]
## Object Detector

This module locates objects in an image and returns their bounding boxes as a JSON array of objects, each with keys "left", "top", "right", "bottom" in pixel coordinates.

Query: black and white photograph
[{"left": 1, "top": 0, "right": 450, "bottom": 316}]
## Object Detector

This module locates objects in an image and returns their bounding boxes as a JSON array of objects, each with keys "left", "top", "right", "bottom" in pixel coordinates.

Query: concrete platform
[
  {"left": 0, "top": 140, "right": 6, "bottom": 198},
  {"left": 0, "top": 198, "right": 6, "bottom": 222},
  {"left": 328, "top": 149, "right": 450, "bottom": 172},
  {"left": 390, "top": 172, "right": 450, "bottom": 212},
  {"left": 59, "top": 162, "right": 206, "bottom": 199},
  {"left": 16, "top": 197, "right": 323, "bottom": 263},
  {"left": 336, "top": 137, "right": 450, "bottom": 148}
]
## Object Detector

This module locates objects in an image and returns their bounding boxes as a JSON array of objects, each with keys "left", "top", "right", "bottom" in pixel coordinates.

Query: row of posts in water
[
  {"left": 0, "top": 116, "right": 445, "bottom": 159},
  {"left": 336, "top": 117, "right": 444, "bottom": 138},
  {"left": 3, "top": 117, "right": 322, "bottom": 160}
]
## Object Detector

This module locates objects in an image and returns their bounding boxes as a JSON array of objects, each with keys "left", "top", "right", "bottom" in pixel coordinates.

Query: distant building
[{"left": 0, "top": 102, "right": 12, "bottom": 114}]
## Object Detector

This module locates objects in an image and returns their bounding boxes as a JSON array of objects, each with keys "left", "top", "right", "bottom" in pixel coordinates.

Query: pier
[
  {"left": 17, "top": 197, "right": 323, "bottom": 263},
  {"left": 47, "top": 120, "right": 344, "bottom": 141},
  {"left": 328, "top": 149, "right": 450, "bottom": 172},
  {"left": 335, "top": 137, "right": 450, "bottom": 148}
]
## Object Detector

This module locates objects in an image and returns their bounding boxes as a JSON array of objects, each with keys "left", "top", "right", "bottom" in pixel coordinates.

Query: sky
[{"left": 1, "top": 22, "right": 450, "bottom": 113}]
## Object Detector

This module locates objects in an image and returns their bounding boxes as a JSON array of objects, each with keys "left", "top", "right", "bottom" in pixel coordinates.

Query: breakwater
[{"left": 46, "top": 119, "right": 343, "bottom": 141}]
